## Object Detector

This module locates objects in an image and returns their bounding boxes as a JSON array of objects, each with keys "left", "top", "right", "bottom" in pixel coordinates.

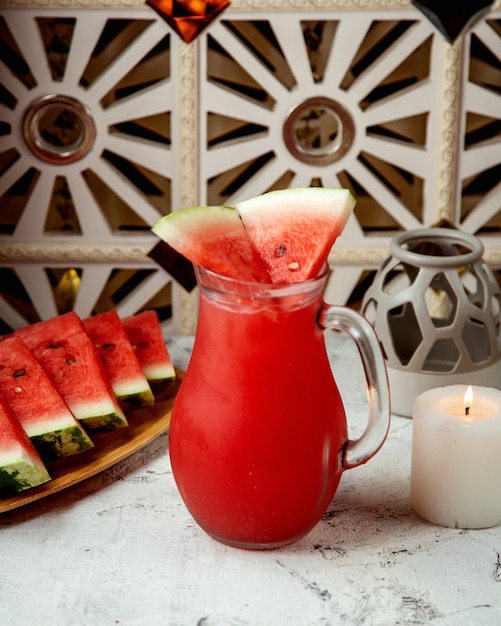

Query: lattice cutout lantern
[{"left": 362, "top": 229, "right": 501, "bottom": 417}]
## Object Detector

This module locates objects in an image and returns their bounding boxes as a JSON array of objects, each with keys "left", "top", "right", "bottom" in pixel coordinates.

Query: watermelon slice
[
  {"left": 83, "top": 310, "right": 154, "bottom": 410},
  {"left": 15, "top": 312, "right": 128, "bottom": 432},
  {"left": 151, "top": 188, "right": 355, "bottom": 283},
  {"left": 236, "top": 187, "right": 356, "bottom": 282},
  {"left": 0, "top": 396, "right": 51, "bottom": 497},
  {"left": 122, "top": 310, "right": 176, "bottom": 386},
  {"left": 0, "top": 336, "right": 94, "bottom": 461},
  {"left": 151, "top": 205, "right": 271, "bottom": 282}
]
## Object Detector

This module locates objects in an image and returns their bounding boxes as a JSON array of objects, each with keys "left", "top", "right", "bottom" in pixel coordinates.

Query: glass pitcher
[{"left": 169, "top": 264, "right": 390, "bottom": 549}]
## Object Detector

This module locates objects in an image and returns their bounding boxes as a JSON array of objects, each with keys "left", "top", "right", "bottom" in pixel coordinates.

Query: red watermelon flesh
[
  {"left": 15, "top": 312, "right": 128, "bottom": 432},
  {"left": 83, "top": 310, "right": 154, "bottom": 410},
  {"left": 16, "top": 310, "right": 84, "bottom": 347},
  {"left": 0, "top": 336, "right": 94, "bottom": 461},
  {"left": 151, "top": 205, "right": 271, "bottom": 282},
  {"left": 236, "top": 187, "right": 356, "bottom": 283},
  {"left": 122, "top": 310, "right": 176, "bottom": 385},
  {"left": 0, "top": 396, "right": 51, "bottom": 497}
]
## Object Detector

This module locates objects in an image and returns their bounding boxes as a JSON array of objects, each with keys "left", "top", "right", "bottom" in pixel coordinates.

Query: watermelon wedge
[
  {"left": 122, "top": 310, "right": 176, "bottom": 386},
  {"left": 0, "top": 336, "right": 94, "bottom": 461},
  {"left": 15, "top": 312, "right": 128, "bottom": 432},
  {"left": 236, "top": 187, "right": 356, "bottom": 282},
  {"left": 151, "top": 188, "right": 355, "bottom": 283},
  {"left": 83, "top": 310, "right": 154, "bottom": 410},
  {"left": 0, "top": 396, "right": 51, "bottom": 497},
  {"left": 151, "top": 205, "right": 270, "bottom": 282}
]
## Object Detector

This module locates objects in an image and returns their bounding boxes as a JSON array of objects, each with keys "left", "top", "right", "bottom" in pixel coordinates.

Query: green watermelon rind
[
  {"left": 98, "top": 372, "right": 154, "bottom": 410},
  {"left": 30, "top": 425, "right": 94, "bottom": 463},
  {"left": 0, "top": 457, "right": 50, "bottom": 496},
  {"left": 11, "top": 407, "right": 94, "bottom": 461},
  {"left": 112, "top": 384, "right": 153, "bottom": 410},
  {"left": 6, "top": 407, "right": 94, "bottom": 462},
  {"left": 18, "top": 409, "right": 92, "bottom": 437},
  {"left": 73, "top": 402, "right": 128, "bottom": 432},
  {"left": 98, "top": 365, "right": 154, "bottom": 407},
  {"left": 115, "top": 387, "right": 155, "bottom": 410}
]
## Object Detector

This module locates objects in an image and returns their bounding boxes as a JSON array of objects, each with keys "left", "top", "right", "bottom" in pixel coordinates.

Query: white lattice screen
[{"left": 0, "top": 0, "right": 500, "bottom": 334}]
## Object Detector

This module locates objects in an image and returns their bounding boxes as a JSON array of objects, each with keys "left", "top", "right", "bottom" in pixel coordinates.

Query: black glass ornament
[{"left": 411, "top": 0, "right": 495, "bottom": 43}]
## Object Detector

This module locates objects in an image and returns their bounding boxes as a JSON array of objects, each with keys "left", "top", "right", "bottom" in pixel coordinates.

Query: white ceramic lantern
[{"left": 362, "top": 228, "right": 501, "bottom": 417}]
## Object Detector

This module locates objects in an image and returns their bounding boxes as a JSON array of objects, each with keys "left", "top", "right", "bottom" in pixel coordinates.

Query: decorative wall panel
[
  {"left": 457, "top": 17, "right": 501, "bottom": 245},
  {"left": 197, "top": 3, "right": 501, "bottom": 310},
  {"left": 198, "top": 7, "right": 446, "bottom": 308},
  {"left": 0, "top": 0, "right": 500, "bottom": 334},
  {"left": 0, "top": 7, "right": 185, "bottom": 332}
]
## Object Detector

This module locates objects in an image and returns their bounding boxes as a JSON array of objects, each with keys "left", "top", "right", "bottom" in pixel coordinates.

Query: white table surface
[{"left": 1, "top": 332, "right": 500, "bottom": 626}]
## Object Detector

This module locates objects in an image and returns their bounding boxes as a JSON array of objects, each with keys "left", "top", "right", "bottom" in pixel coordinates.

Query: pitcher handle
[{"left": 319, "top": 304, "right": 391, "bottom": 470}]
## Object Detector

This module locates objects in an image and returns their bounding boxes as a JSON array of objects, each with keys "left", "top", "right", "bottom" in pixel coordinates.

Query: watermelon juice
[{"left": 169, "top": 265, "right": 389, "bottom": 549}]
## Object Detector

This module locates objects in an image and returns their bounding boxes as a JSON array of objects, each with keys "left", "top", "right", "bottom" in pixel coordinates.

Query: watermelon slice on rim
[
  {"left": 0, "top": 336, "right": 94, "bottom": 462},
  {"left": 83, "top": 310, "right": 155, "bottom": 410},
  {"left": 0, "top": 396, "right": 51, "bottom": 497},
  {"left": 151, "top": 187, "right": 355, "bottom": 283},
  {"left": 236, "top": 187, "right": 355, "bottom": 283},
  {"left": 151, "top": 205, "right": 270, "bottom": 282}
]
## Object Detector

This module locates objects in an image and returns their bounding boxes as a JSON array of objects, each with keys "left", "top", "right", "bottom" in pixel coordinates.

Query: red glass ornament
[{"left": 146, "top": 0, "right": 231, "bottom": 43}]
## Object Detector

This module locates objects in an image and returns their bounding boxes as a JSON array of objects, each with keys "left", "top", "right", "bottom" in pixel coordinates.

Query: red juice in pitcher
[{"left": 168, "top": 264, "right": 389, "bottom": 549}]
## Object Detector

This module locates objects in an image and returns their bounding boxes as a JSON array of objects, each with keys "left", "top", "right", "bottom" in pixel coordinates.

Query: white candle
[{"left": 411, "top": 385, "right": 501, "bottom": 529}]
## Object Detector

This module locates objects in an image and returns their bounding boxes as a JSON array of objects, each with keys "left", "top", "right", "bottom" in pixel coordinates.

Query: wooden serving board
[{"left": 0, "top": 369, "right": 183, "bottom": 514}]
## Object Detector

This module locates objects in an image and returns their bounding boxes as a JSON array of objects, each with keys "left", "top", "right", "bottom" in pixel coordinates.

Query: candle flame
[{"left": 464, "top": 385, "right": 473, "bottom": 416}]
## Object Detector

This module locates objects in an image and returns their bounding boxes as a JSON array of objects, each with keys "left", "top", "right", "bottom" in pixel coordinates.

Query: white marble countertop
[{"left": 1, "top": 333, "right": 500, "bottom": 626}]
